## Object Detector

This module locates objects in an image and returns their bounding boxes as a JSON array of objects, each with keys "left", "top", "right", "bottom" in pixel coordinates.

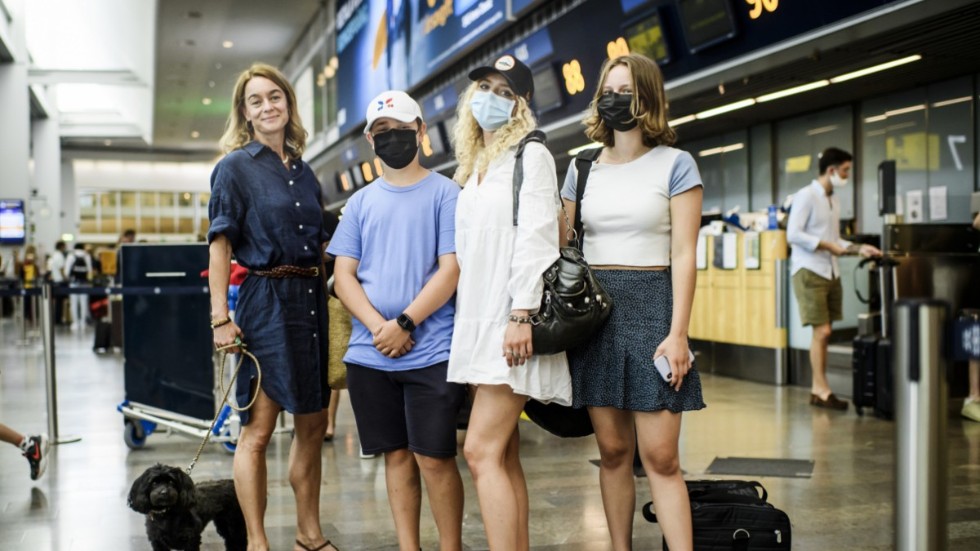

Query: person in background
[
  {"left": 328, "top": 90, "right": 464, "bottom": 551},
  {"left": 65, "top": 243, "right": 92, "bottom": 330},
  {"left": 208, "top": 63, "right": 336, "bottom": 551},
  {"left": 0, "top": 423, "right": 47, "bottom": 481},
  {"left": 47, "top": 241, "right": 68, "bottom": 325},
  {"left": 963, "top": 210, "right": 980, "bottom": 422},
  {"left": 560, "top": 53, "right": 704, "bottom": 551},
  {"left": 114, "top": 229, "right": 136, "bottom": 283},
  {"left": 320, "top": 209, "right": 342, "bottom": 443},
  {"left": 786, "top": 147, "right": 881, "bottom": 410},
  {"left": 448, "top": 55, "right": 571, "bottom": 551}
]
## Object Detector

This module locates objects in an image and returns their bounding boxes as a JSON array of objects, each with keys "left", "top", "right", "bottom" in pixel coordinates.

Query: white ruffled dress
[{"left": 447, "top": 142, "right": 573, "bottom": 406}]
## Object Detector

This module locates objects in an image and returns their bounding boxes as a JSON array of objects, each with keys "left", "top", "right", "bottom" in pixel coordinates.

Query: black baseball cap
[{"left": 468, "top": 54, "right": 534, "bottom": 100}]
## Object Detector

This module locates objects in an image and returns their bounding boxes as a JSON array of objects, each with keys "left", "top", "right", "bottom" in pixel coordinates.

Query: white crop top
[{"left": 561, "top": 146, "right": 702, "bottom": 267}]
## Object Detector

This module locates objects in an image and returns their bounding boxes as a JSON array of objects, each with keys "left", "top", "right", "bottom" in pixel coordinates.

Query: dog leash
[{"left": 186, "top": 337, "right": 262, "bottom": 475}]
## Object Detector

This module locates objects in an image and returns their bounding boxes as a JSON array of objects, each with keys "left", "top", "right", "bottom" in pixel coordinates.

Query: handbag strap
[
  {"left": 572, "top": 147, "right": 602, "bottom": 248},
  {"left": 512, "top": 130, "right": 548, "bottom": 226}
]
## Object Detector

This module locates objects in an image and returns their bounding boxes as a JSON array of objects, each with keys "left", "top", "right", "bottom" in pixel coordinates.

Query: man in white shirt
[
  {"left": 47, "top": 241, "right": 67, "bottom": 325},
  {"left": 787, "top": 147, "right": 880, "bottom": 410}
]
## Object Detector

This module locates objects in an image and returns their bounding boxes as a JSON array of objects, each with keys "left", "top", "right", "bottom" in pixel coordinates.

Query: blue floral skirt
[{"left": 569, "top": 269, "right": 706, "bottom": 412}]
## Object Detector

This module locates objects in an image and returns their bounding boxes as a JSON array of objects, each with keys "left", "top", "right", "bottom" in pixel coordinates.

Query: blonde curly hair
[
  {"left": 219, "top": 63, "right": 307, "bottom": 158},
  {"left": 451, "top": 82, "right": 538, "bottom": 185}
]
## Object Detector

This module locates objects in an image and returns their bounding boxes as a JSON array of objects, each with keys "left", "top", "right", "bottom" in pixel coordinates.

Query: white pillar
[
  {"left": 32, "top": 105, "right": 62, "bottom": 248},
  {"left": 0, "top": 0, "right": 30, "bottom": 246},
  {"left": 61, "top": 160, "right": 77, "bottom": 239}
]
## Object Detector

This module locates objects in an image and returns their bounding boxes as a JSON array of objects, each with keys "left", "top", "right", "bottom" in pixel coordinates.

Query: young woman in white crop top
[
  {"left": 447, "top": 55, "right": 571, "bottom": 551},
  {"left": 560, "top": 54, "right": 705, "bottom": 551}
]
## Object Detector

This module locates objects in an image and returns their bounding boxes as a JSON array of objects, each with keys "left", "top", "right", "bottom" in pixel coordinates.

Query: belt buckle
[{"left": 311, "top": 266, "right": 319, "bottom": 277}]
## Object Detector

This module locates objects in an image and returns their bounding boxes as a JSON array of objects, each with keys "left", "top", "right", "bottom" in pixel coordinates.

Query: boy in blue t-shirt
[{"left": 327, "top": 90, "right": 465, "bottom": 551}]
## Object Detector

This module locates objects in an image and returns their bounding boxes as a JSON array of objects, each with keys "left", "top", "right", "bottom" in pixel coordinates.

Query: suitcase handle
[{"left": 689, "top": 480, "right": 768, "bottom": 502}]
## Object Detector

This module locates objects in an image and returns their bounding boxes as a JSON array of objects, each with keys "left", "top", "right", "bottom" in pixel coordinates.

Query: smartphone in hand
[{"left": 653, "top": 350, "right": 696, "bottom": 383}]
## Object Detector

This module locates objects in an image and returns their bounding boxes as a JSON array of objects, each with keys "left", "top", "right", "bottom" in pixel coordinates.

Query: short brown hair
[
  {"left": 584, "top": 54, "right": 676, "bottom": 148},
  {"left": 219, "top": 63, "right": 307, "bottom": 158}
]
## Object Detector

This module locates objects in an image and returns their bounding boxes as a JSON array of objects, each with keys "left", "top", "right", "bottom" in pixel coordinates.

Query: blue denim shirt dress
[{"left": 207, "top": 141, "right": 330, "bottom": 424}]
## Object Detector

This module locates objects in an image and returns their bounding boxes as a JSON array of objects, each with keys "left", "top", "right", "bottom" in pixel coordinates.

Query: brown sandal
[{"left": 296, "top": 539, "right": 337, "bottom": 551}]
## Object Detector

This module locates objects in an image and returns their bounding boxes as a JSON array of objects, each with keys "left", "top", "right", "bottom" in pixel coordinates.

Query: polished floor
[{"left": 2, "top": 318, "right": 980, "bottom": 550}]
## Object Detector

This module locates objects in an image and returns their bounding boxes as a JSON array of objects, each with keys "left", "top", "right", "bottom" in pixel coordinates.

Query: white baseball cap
[{"left": 364, "top": 90, "right": 424, "bottom": 134}]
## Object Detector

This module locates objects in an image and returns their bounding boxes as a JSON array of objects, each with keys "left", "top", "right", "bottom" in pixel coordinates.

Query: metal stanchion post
[
  {"left": 40, "top": 283, "right": 81, "bottom": 446},
  {"left": 894, "top": 299, "right": 948, "bottom": 551}
]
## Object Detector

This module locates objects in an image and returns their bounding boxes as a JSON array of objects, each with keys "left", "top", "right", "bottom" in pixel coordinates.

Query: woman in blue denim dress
[{"left": 207, "top": 63, "right": 337, "bottom": 551}]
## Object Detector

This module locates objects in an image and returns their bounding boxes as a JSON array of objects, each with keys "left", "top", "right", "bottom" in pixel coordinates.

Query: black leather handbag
[{"left": 512, "top": 132, "right": 611, "bottom": 355}]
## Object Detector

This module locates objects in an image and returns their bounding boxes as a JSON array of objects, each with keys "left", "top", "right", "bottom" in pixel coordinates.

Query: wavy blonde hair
[
  {"left": 584, "top": 53, "right": 676, "bottom": 148},
  {"left": 219, "top": 63, "right": 307, "bottom": 158},
  {"left": 451, "top": 82, "right": 538, "bottom": 185}
]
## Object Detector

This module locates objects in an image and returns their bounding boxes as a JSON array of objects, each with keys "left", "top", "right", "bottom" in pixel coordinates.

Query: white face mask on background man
[{"left": 829, "top": 168, "right": 848, "bottom": 188}]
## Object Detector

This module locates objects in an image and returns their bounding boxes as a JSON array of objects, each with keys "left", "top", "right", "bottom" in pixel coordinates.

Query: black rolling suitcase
[
  {"left": 93, "top": 320, "right": 112, "bottom": 352},
  {"left": 851, "top": 257, "right": 898, "bottom": 418},
  {"left": 642, "top": 480, "right": 791, "bottom": 550}
]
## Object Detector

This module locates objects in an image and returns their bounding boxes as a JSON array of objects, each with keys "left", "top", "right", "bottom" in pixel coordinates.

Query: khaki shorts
[{"left": 792, "top": 269, "right": 843, "bottom": 327}]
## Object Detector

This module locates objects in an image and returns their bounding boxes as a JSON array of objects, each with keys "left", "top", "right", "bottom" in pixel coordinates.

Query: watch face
[{"left": 397, "top": 314, "right": 414, "bottom": 331}]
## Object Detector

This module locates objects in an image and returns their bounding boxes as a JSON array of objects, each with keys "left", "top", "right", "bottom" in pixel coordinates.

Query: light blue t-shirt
[{"left": 327, "top": 172, "right": 459, "bottom": 371}]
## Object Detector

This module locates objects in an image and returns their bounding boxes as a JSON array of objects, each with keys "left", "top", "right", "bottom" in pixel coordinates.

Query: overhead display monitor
[
  {"left": 676, "top": 0, "right": 737, "bottom": 54},
  {"left": 532, "top": 65, "right": 563, "bottom": 114},
  {"left": 335, "top": 0, "right": 509, "bottom": 135},
  {"left": 0, "top": 199, "right": 26, "bottom": 245},
  {"left": 624, "top": 10, "right": 670, "bottom": 65}
]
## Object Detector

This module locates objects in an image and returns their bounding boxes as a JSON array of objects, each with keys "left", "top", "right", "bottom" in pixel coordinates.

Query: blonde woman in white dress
[{"left": 448, "top": 55, "right": 572, "bottom": 551}]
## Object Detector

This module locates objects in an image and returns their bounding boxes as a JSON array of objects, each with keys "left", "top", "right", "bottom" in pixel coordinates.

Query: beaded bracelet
[
  {"left": 508, "top": 314, "right": 533, "bottom": 324},
  {"left": 210, "top": 317, "right": 231, "bottom": 329}
]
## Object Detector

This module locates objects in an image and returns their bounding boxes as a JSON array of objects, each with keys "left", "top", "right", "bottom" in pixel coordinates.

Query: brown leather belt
[{"left": 250, "top": 265, "right": 320, "bottom": 279}]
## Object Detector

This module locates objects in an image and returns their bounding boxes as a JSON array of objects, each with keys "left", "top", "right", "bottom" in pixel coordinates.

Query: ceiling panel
[{"left": 150, "top": 0, "right": 321, "bottom": 152}]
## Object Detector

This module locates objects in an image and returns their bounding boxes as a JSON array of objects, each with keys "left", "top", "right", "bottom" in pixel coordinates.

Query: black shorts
[{"left": 345, "top": 361, "right": 466, "bottom": 458}]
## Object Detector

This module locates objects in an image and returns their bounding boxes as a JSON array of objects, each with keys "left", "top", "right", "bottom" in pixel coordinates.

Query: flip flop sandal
[{"left": 296, "top": 539, "right": 337, "bottom": 551}]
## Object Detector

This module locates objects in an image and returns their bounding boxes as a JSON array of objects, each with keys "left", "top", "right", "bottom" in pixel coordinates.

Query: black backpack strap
[
  {"left": 512, "top": 130, "right": 548, "bottom": 227},
  {"left": 572, "top": 147, "right": 602, "bottom": 247}
]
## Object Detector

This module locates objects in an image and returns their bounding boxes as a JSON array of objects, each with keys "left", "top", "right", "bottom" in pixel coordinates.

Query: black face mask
[
  {"left": 597, "top": 93, "right": 637, "bottom": 132},
  {"left": 372, "top": 128, "right": 419, "bottom": 169}
]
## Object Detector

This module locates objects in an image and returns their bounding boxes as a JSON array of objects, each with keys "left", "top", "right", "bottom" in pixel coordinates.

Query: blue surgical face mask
[{"left": 469, "top": 90, "right": 515, "bottom": 131}]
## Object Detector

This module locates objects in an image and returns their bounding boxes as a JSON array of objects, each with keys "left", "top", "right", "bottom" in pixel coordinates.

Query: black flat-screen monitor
[
  {"left": 677, "top": 0, "right": 737, "bottom": 54},
  {"left": 0, "top": 199, "right": 26, "bottom": 245},
  {"left": 625, "top": 10, "right": 671, "bottom": 65},
  {"left": 532, "top": 65, "right": 563, "bottom": 114},
  {"left": 878, "top": 160, "right": 896, "bottom": 216}
]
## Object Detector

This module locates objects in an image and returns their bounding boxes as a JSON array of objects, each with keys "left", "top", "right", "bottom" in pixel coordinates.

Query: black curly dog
[{"left": 128, "top": 464, "right": 247, "bottom": 551}]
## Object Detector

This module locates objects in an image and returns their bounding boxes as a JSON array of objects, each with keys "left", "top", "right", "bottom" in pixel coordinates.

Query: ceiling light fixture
[
  {"left": 695, "top": 99, "right": 756, "bottom": 119},
  {"left": 567, "top": 142, "right": 603, "bottom": 157},
  {"left": 885, "top": 104, "right": 926, "bottom": 117},
  {"left": 806, "top": 124, "right": 839, "bottom": 136},
  {"left": 698, "top": 143, "right": 744, "bottom": 157},
  {"left": 191, "top": 131, "right": 200, "bottom": 138},
  {"left": 756, "top": 80, "right": 830, "bottom": 103},
  {"left": 669, "top": 115, "right": 696, "bottom": 127},
  {"left": 202, "top": 97, "right": 212, "bottom": 105},
  {"left": 222, "top": 40, "right": 234, "bottom": 49},
  {"left": 864, "top": 114, "right": 888, "bottom": 123},
  {"left": 829, "top": 54, "right": 922, "bottom": 83},
  {"left": 931, "top": 96, "right": 972, "bottom": 108}
]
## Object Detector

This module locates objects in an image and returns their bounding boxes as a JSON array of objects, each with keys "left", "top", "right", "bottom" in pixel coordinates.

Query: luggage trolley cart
[{"left": 114, "top": 243, "right": 240, "bottom": 452}]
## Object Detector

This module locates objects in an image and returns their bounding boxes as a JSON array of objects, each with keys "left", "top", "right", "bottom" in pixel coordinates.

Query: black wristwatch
[{"left": 396, "top": 313, "right": 416, "bottom": 333}]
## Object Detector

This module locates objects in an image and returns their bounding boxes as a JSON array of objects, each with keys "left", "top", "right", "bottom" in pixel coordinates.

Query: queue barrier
[{"left": 0, "top": 283, "right": 210, "bottom": 446}]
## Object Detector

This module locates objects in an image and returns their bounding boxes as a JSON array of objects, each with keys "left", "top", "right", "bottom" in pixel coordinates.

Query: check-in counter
[{"left": 689, "top": 230, "right": 789, "bottom": 385}]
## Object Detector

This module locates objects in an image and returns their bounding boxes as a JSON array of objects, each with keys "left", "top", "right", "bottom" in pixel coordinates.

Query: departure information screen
[
  {"left": 677, "top": 0, "right": 737, "bottom": 53},
  {"left": 625, "top": 10, "right": 670, "bottom": 64},
  {"left": 0, "top": 199, "right": 26, "bottom": 245}
]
